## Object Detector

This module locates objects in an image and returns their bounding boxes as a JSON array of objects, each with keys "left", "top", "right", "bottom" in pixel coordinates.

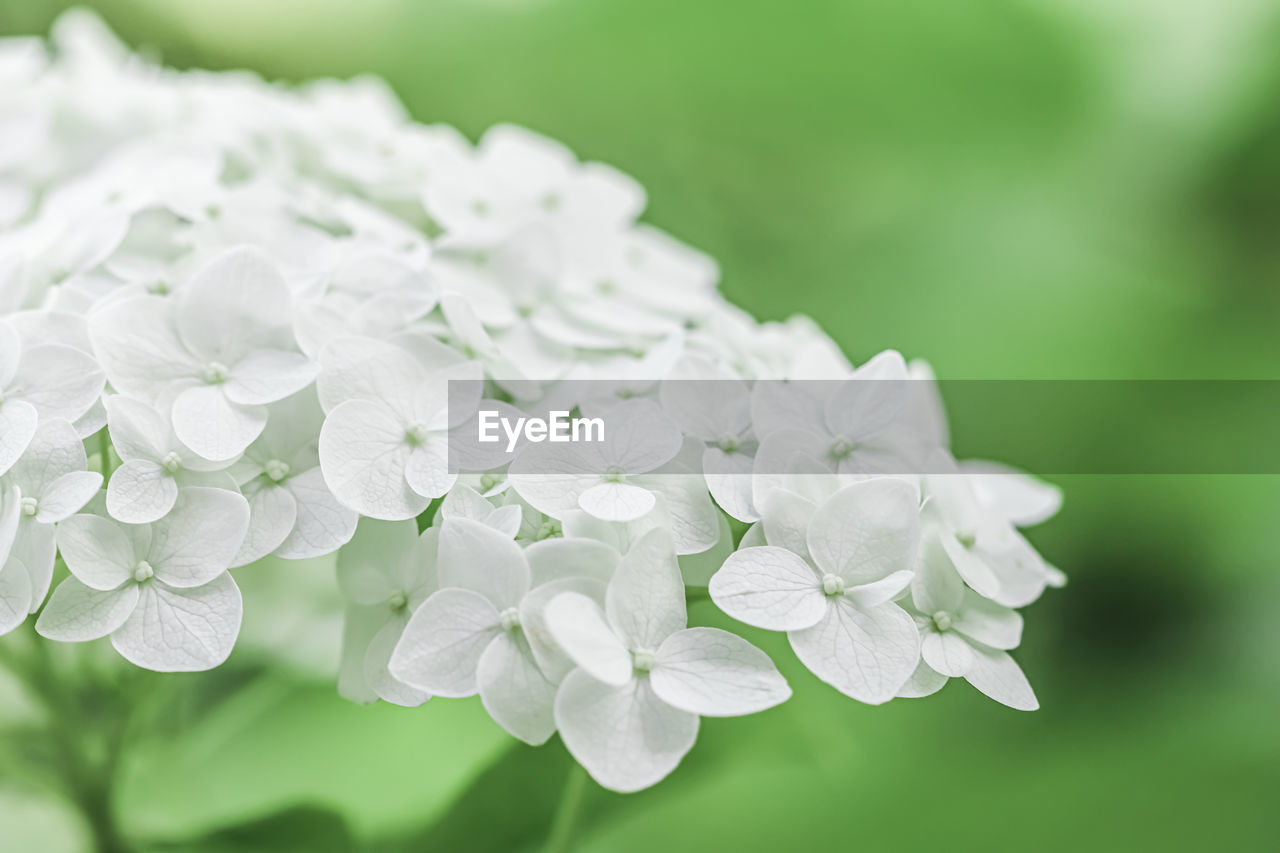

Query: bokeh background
[{"left": 1, "top": 1, "right": 1278, "bottom": 850}]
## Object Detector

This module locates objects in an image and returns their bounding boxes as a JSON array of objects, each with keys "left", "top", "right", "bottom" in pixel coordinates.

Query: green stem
[
  {"left": 543, "top": 762, "right": 589, "bottom": 853},
  {"left": 98, "top": 428, "right": 115, "bottom": 478}
]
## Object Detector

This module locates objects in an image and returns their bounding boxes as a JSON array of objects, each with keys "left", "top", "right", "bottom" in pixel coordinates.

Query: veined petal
[
  {"left": 520, "top": 577, "right": 608, "bottom": 683},
  {"left": 318, "top": 398, "right": 424, "bottom": 520},
  {"left": 103, "top": 395, "right": 169, "bottom": 462},
  {"left": 36, "top": 471, "right": 102, "bottom": 523},
  {"left": 336, "top": 517, "right": 420, "bottom": 605},
  {"left": 709, "top": 546, "right": 825, "bottom": 631},
  {"left": 911, "top": 533, "right": 965, "bottom": 614},
  {"left": 437, "top": 517, "right": 530, "bottom": 610},
  {"left": 231, "top": 480, "right": 297, "bottom": 568},
  {"left": 963, "top": 644, "right": 1038, "bottom": 711},
  {"left": 846, "top": 569, "right": 914, "bottom": 608},
  {"left": 111, "top": 573, "right": 243, "bottom": 672},
  {"left": 554, "top": 668, "right": 698, "bottom": 794},
  {"left": 388, "top": 587, "right": 501, "bottom": 697},
  {"left": 176, "top": 246, "right": 293, "bottom": 363},
  {"left": 405, "top": 441, "right": 454, "bottom": 499},
  {"left": 147, "top": 487, "right": 250, "bottom": 588},
  {"left": 807, "top": 478, "right": 920, "bottom": 585},
  {"left": 605, "top": 528, "right": 686, "bottom": 650},
  {"left": 56, "top": 513, "right": 135, "bottom": 590},
  {"left": 788, "top": 597, "right": 920, "bottom": 704},
  {"left": 0, "top": 558, "right": 33, "bottom": 634},
  {"left": 652, "top": 627, "right": 790, "bottom": 716},
  {"left": 36, "top": 576, "right": 139, "bottom": 642},
  {"left": 172, "top": 385, "right": 266, "bottom": 462},
  {"left": 316, "top": 335, "right": 429, "bottom": 415},
  {"left": 921, "top": 629, "right": 974, "bottom": 677},
  {"left": 11, "top": 343, "right": 106, "bottom": 423},
  {"left": 87, "top": 294, "right": 197, "bottom": 400},
  {"left": 898, "top": 658, "right": 949, "bottom": 699},
  {"left": 276, "top": 467, "right": 358, "bottom": 559},
  {"left": 952, "top": 589, "right": 1023, "bottom": 650},
  {"left": 524, "top": 537, "right": 618, "bottom": 587},
  {"left": 477, "top": 630, "right": 558, "bottom": 745},
  {"left": 544, "top": 590, "right": 632, "bottom": 686},
  {"left": 106, "top": 459, "right": 177, "bottom": 524},
  {"left": 0, "top": 399, "right": 37, "bottom": 476},
  {"left": 363, "top": 618, "right": 430, "bottom": 708},
  {"left": 224, "top": 348, "right": 318, "bottom": 406},
  {"left": 578, "top": 481, "right": 655, "bottom": 522}
]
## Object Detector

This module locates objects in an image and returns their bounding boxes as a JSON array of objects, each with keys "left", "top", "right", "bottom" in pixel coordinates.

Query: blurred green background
[{"left": 1, "top": 0, "right": 1278, "bottom": 850}]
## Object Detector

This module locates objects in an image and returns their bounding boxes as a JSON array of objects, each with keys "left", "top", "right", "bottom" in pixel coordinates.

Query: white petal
[
  {"left": 520, "top": 577, "right": 608, "bottom": 683},
  {"left": 316, "top": 335, "right": 429, "bottom": 414},
  {"left": 36, "top": 471, "right": 102, "bottom": 523},
  {"left": 231, "top": 481, "right": 297, "bottom": 567},
  {"left": 0, "top": 399, "right": 37, "bottom": 476},
  {"left": 106, "top": 459, "right": 177, "bottom": 524},
  {"left": 524, "top": 537, "right": 618, "bottom": 587},
  {"left": 807, "top": 478, "right": 920, "bottom": 585},
  {"left": 9, "top": 343, "right": 105, "bottom": 423},
  {"left": 318, "top": 398, "right": 424, "bottom": 520},
  {"left": 363, "top": 618, "right": 430, "bottom": 708},
  {"left": 702, "top": 447, "right": 758, "bottom": 523},
  {"left": 0, "top": 558, "right": 32, "bottom": 634},
  {"left": 11, "top": 521, "right": 56, "bottom": 610},
  {"left": 147, "top": 487, "right": 250, "bottom": 588},
  {"left": 708, "top": 546, "right": 825, "bottom": 631},
  {"left": 911, "top": 534, "right": 965, "bottom": 614},
  {"left": 388, "top": 587, "right": 500, "bottom": 697},
  {"left": 176, "top": 246, "right": 293, "bottom": 362},
  {"left": 336, "top": 517, "right": 422, "bottom": 605},
  {"left": 275, "top": 467, "right": 358, "bottom": 559},
  {"left": 103, "top": 395, "right": 168, "bottom": 462},
  {"left": 921, "top": 630, "right": 975, "bottom": 677},
  {"left": 477, "top": 630, "right": 558, "bottom": 745},
  {"left": 605, "top": 528, "right": 686, "bottom": 650},
  {"left": 642, "top": 473, "right": 721, "bottom": 555},
  {"left": 758, "top": 486, "right": 817, "bottom": 559},
  {"left": 110, "top": 573, "right": 243, "bottom": 672},
  {"left": 437, "top": 517, "right": 530, "bottom": 609},
  {"left": 338, "top": 604, "right": 387, "bottom": 704},
  {"left": 953, "top": 589, "right": 1023, "bottom": 650},
  {"left": 898, "top": 658, "right": 949, "bottom": 699},
  {"left": 846, "top": 569, "right": 914, "bottom": 608},
  {"left": 544, "top": 591, "right": 632, "bottom": 686},
  {"left": 963, "top": 645, "right": 1039, "bottom": 711},
  {"left": 405, "top": 442, "right": 454, "bottom": 499},
  {"left": 55, "top": 513, "right": 135, "bottom": 590},
  {"left": 0, "top": 319, "right": 18, "bottom": 387},
  {"left": 960, "top": 460, "right": 1062, "bottom": 526},
  {"left": 651, "top": 627, "right": 790, "bottom": 716},
  {"left": 578, "top": 481, "right": 655, "bottom": 522},
  {"left": 788, "top": 597, "right": 921, "bottom": 704},
  {"left": 822, "top": 349, "right": 909, "bottom": 439},
  {"left": 224, "top": 349, "right": 318, "bottom": 406},
  {"left": 87, "top": 294, "right": 197, "bottom": 400},
  {"left": 36, "top": 576, "right": 139, "bottom": 642},
  {"left": 171, "top": 385, "right": 266, "bottom": 462},
  {"left": 554, "top": 668, "right": 698, "bottom": 794},
  {"left": 939, "top": 532, "right": 1002, "bottom": 601},
  {"left": 596, "top": 399, "right": 683, "bottom": 474}
]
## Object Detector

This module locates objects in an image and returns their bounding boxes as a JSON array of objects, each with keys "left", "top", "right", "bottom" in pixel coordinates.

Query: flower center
[
  {"left": 479, "top": 472, "right": 503, "bottom": 492},
  {"left": 821, "top": 573, "right": 845, "bottom": 596},
  {"left": 535, "top": 519, "right": 562, "bottom": 541},
  {"left": 161, "top": 451, "right": 182, "bottom": 475},
  {"left": 133, "top": 561, "right": 155, "bottom": 583},
  {"left": 264, "top": 459, "right": 291, "bottom": 482},
  {"left": 20, "top": 497, "right": 38, "bottom": 517},
  {"left": 955, "top": 530, "right": 977, "bottom": 549},
  {"left": 603, "top": 466, "right": 626, "bottom": 484},
  {"left": 404, "top": 422, "right": 430, "bottom": 447},
  {"left": 388, "top": 592, "right": 408, "bottom": 612},
  {"left": 829, "top": 436, "right": 856, "bottom": 460},
  {"left": 716, "top": 434, "right": 740, "bottom": 454},
  {"left": 631, "top": 648, "right": 655, "bottom": 673},
  {"left": 932, "top": 610, "right": 953, "bottom": 632},
  {"left": 499, "top": 607, "right": 521, "bottom": 632},
  {"left": 202, "top": 361, "right": 230, "bottom": 384},
  {"left": 148, "top": 280, "right": 171, "bottom": 295}
]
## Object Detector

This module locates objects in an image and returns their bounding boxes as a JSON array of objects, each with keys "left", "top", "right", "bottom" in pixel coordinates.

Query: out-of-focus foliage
[{"left": 1, "top": 1, "right": 1278, "bottom": 850}]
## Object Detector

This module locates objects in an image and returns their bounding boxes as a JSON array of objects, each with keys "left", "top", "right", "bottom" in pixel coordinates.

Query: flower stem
[
  {"left": 98, "top": 428, "right": 114, "bottom": 478},
  {"left": 543, "top": 761, "right": 589, "bottom": 853}
]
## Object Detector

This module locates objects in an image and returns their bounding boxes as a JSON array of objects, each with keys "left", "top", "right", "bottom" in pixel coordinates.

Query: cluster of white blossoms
[{"left": 0, "top": 13, "right": 1064, "bottom": 792}]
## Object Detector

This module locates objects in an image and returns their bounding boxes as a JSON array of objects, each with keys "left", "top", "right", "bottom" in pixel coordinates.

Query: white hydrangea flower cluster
[{"left": 0, "top": 13, "right": 1065, "bottom": 792}]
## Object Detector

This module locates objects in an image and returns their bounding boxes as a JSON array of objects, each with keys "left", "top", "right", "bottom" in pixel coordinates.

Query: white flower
[
  {"left": 508, "top": 398, "right": 720, "bottom": 554},
  {"left": 710, "top": 478, "right": 922, "bottom": 704},
  {"left": 0, "top": 316, "right": 105, "bottom": 474},
  {"left": 336, "top": 518, "right": 438, "bottom": 707},
  {"left": 438, "top": 483, "right": 522, "bottom": 538},
  {"left": 103, "top": 395, "right": 235, "bottom": 523},
  {"left": 35, "top": 487, "right": 249, "bottom": 671},
  {"left": 921, "top": 470, "right": 1057, "bottom": 608},
  {"left": 88, "top": 245, "right": 318, "bottom": 461},
  {"left": 228, "top": 390, "right": 357, "bottom": 565},
  {"left": 0, "top": 417, "right": 102, "bottom": 624},
  {"left": 316, "top": 335, "right": 482, "bottom": 520},
  {"left": 390, "top": 517, "right": 613, "bottom": 745},
  {"left": 545, "top": 528, "right": 790, "bottom": 792},
  {"left": 899, "top": 534, "right": 1038, "bottom": 711}
]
